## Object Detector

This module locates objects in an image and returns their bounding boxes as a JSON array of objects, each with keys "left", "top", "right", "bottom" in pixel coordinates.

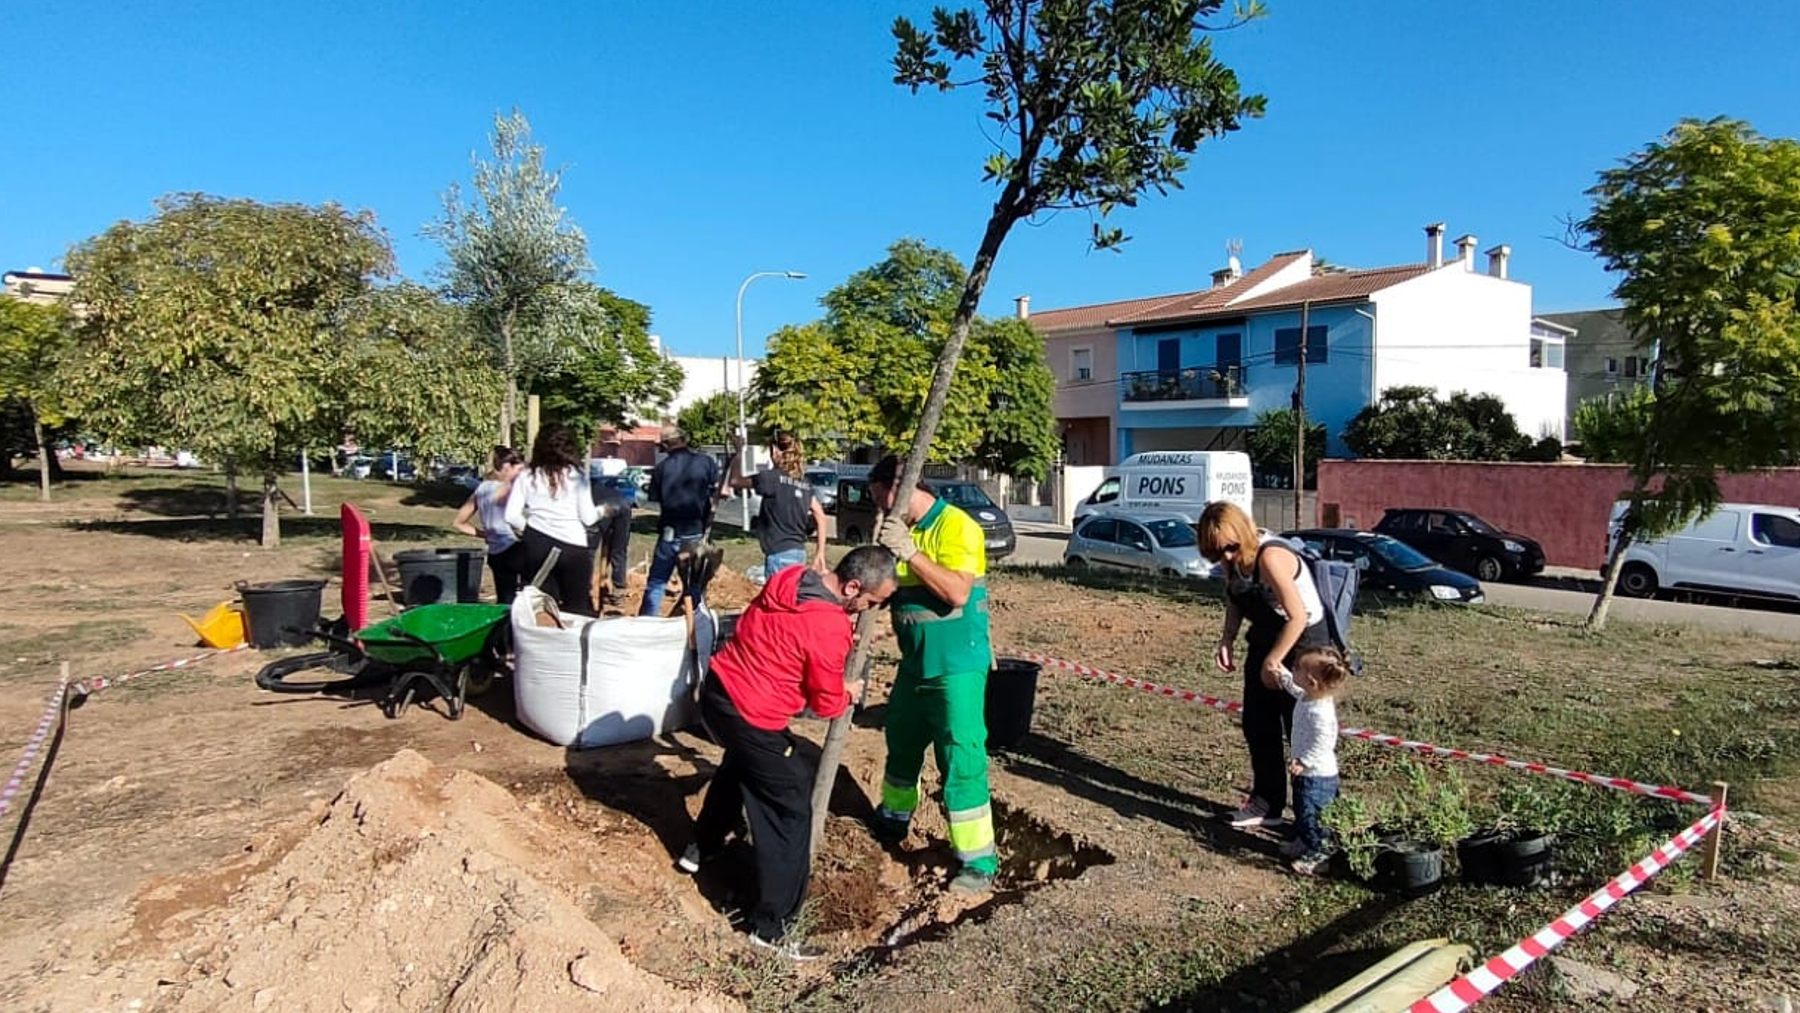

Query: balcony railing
[{"left": 1120, "top": 366, "right": 1247, "bottom": 403}]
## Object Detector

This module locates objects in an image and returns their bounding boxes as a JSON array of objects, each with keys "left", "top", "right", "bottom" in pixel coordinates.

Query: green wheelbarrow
[{"left": 356, "top": 603, "right": 511, "bottom": 720}]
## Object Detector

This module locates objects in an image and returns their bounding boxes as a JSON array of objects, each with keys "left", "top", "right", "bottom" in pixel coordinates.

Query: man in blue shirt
[{"left": 639, "top": 424, "right": 721, "bottom": 616}]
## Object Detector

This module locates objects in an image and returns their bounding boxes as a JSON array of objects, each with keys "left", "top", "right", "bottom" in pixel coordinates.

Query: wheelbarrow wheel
[
  {"left": 384, "top": 684, "right": 416, "bottom": 720},
  {"left": 466, "top": 623, "right": 511, "bottom": 700}
]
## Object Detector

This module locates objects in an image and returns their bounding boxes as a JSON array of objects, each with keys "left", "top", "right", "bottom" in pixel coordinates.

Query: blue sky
[{"left": 5, "top": 2, "right": 1797, "bottom": 359}]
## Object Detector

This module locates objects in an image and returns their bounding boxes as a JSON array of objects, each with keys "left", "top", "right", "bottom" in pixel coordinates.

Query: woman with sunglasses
[{"left": 1195, "top": 500, "right": 1326, "bottom": 830}]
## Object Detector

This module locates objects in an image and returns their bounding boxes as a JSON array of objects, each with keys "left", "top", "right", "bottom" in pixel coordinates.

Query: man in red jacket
[{"left": 680, "top": 544, "right": 897, "bottom": 958}]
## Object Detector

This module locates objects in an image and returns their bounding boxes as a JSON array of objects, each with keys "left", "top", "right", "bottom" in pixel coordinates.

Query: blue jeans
[
  {"left": 1291, "top": 774, "right": 1339, "bottom": 857},
  {"left": 763, "top": 548, "right": 807, "bottom": 579},
  {"left": 640, "top": 529, "right": 705, "bottom": 616}
]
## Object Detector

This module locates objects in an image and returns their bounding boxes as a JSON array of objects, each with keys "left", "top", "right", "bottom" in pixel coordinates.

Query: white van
[
  {"left": 1608, "top": 501, "right": 1800, "bottom": 601},
  {"left": 1074, "top": 450, "right": 1254, "bottom": 525}
]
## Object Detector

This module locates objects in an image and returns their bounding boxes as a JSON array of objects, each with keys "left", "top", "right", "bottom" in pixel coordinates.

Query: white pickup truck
[{"left": 1609, "top": 501, "right": 1800, "bottom": 601}]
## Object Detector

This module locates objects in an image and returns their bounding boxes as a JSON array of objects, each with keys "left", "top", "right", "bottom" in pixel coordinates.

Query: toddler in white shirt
[{"left": 1277, "top": 647, "right": 1352, "bottom": 875}]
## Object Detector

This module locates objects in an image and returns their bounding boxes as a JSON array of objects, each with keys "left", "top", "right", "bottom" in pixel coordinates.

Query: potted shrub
[
  {"left": 1370, "top": 761, "right": 1472, "bottom": 897},
  {"left": 1321, "top": 796, "right": 1381, "bottom": 882},
  {"left": 1458, "top": 781, "right": 1561, "bottom": 888}
]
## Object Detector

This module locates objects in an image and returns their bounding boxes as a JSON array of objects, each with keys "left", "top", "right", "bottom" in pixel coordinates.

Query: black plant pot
[
  {"left": 1496, "top": 830, "right": 1555, "bottom": 888},
  {"left": 1457, "top": 828, "right": 1508, "bottom": 886},
  {"left": 1375, "top": 839, "right": 1444, "bottom": 897},
  {"left": 1458, "top": 828, "right": 1554, "bottom": 888}
]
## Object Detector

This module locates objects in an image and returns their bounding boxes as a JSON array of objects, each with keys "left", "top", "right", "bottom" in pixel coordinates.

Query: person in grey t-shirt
[{"left": 723, "top": 431, "right": 828, "bottom": 579}]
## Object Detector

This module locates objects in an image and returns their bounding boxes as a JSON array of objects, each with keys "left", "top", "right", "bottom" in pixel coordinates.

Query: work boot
[
  {"left": 749, "top": 930, "right": 825, "bottom": 962},
  {"left": 676, "top": 842, "right": 720, "bottom": 874},
  {"left": 870, "top": 811, "right": 910, "bottom": 845},
  {"left": 949, "top": 867, "right": 995, "bottom": 895}
]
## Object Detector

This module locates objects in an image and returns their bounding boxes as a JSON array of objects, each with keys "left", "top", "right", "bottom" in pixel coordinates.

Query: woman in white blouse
[{"left": 504, "top": 424, "right": 600, "bottom": 615}]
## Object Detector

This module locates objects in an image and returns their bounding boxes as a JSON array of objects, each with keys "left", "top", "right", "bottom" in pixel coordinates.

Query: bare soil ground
[{"left": 1, "top": 467, "right": 1798, "bottom": 1011}]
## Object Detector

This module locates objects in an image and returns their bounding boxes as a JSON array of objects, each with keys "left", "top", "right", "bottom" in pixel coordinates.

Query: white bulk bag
[{"left": 510, "top": 586, "right": 716, "bottom": 749}]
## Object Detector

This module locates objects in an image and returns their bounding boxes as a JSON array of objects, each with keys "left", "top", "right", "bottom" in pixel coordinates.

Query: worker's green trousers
[{"left": 877, "top": 666, "right": 998, "bottom": 875}]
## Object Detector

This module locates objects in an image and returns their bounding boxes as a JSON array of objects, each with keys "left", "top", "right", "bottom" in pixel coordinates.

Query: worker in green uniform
[{"left": 866, "top": 454, "right": 998, "bottom": 894}]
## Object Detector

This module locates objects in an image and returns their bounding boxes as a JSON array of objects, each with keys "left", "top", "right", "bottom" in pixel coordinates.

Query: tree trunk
[
  {"left": 500, "top": 312, "right": 518, "bottom": 447},
  {"left": 260, "top": 470, "right": 281, "bottom": 549},
  {"left": 225, "top": 459, "right": 240, "bottom": 521},
  {"left": 1586, "top": 478, "right": 1648, "bottom": 630},
  {"left": 32, "top": 414, "right": 50, "bottom": 502},
  {"left": 809, "top": 204, "right": 1020, "bottom": 856}
]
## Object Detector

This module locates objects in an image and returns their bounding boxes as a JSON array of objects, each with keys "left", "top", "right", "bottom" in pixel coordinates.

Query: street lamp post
[{"left": 734, "top": 270, "right": 807, "bottom": 529}]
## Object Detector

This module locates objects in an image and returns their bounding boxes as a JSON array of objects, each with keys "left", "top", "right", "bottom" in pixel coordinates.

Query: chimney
[
  {"left": 1455, "top": 234, "right": 1478, "bottom": 270},
  {"left": 1210, "top": 267, "right": 1235, "bottom": 287},
  {"left": 1485, "top": 244, "right": 1511, "bottom": 280},
  {"left": 1424, "top": 222, "right": 1445, "bottom": 268},
  {"left": 1014, "top": 295, "right": 1030, "bottom": 320}
]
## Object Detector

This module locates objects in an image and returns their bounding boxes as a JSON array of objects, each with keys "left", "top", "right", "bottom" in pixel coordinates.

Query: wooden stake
[
  {"left": 368, "top": 548, "right": 404, "bottom": 618},
  {"left": 1701, "top": 781, "right": 1729, "bottom": 880}
]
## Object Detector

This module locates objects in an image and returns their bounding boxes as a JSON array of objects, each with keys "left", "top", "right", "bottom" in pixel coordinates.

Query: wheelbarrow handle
[{"left": 293, "top": 624, "right": 367, "bottom": 661}]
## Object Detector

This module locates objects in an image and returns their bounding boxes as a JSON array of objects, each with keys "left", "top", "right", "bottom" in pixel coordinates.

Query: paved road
[{"left": 998, "top": 532, "right": 1800, "bottom": 642}]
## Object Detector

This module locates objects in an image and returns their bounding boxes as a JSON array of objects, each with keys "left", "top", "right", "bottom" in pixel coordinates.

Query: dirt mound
[{"left": 64, "top": 750, "right": 740, "bottom": 1012}]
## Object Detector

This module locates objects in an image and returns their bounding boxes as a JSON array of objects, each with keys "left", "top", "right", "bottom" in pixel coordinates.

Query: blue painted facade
[{"left": 1115, "top": 303, "right": 1376, "bottom": 459}]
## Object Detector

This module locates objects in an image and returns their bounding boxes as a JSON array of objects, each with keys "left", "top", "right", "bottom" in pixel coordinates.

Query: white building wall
[
  {"left": 662, "top": 353, "right": 759, "bottom": 419},
  {"left": 1368, "top": 266, "right": 1568, "bottom": 441}
]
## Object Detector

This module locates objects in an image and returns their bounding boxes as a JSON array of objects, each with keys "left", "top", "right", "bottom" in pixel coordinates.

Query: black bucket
[
  {"left": 1375, "top": 840, "right": 1444, "bottom": 897},
  {"left": 985, "top": 658, "right": 1042, "bottom": 752},
  {"left": 441, "top": 547, "right": 487, "bottom": 603},
  {"left": 394, "top": 549, "right": 460, "bottom": 606},
  {"left": 236, "top": 579, "right": 327, "bottom": 649}
]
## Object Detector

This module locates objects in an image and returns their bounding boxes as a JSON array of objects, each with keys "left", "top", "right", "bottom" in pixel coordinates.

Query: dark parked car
[
  {"left": 837, "top": 477, "right": 1016, "bottom": 560},
  {"left": 1372, "top": 508, "right": 1544, "bottom": 583},
  {"left": 1284, "top": 529, "right": 1484, "bottom": 604},
  {"left": 806, "top": 469, "right": 839, "bottom": 513}
]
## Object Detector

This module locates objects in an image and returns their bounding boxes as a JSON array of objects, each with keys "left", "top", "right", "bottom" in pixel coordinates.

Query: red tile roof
[
  {"left": 1107, "top": 251, "right": 1310, "bottom": 326},
  {"left": 1026, "top": 290, "right": 1209, "bottom": 334},
  {"left": 1121, "top": 261, "right": 1432, "bottom": 326}
]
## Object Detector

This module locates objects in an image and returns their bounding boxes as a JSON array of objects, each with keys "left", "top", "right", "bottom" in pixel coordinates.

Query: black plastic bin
[
  {"left": 985, "top": 658, "right": 1042, "bottom": 752},
  {"left": 236, "top": 579, "right": 327, "bottom": 649},
  {"left": 441, "top": 547, "right": 487, "bottom": 603},
  {"left": 394, "top": 549, "right": 461, "bottom": 606}
]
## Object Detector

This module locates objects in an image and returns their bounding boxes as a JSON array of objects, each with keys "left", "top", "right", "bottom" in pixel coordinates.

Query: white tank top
[{"left": 1250, "top": 532, "right": 1324, "bottom": 626}]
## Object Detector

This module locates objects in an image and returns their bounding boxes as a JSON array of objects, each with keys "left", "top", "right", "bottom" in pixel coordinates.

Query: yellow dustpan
[{"left": 182, "top": 601, "right": 247, "bottom": 650}]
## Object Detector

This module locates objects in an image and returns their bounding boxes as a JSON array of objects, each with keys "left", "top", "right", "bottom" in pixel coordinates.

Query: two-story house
[{"left": 1027, "top": 224, "right": 1567, "bottom": 466}]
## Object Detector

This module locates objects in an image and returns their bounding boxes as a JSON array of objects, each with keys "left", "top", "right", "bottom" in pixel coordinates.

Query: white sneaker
[{"left": 1226, "top": 798, "right": 1278, "bottom": 828}]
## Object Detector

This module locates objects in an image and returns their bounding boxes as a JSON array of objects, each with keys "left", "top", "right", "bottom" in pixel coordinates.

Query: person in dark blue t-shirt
[{"left": 640, "top": 423, "right": 721, "bottom": 616}]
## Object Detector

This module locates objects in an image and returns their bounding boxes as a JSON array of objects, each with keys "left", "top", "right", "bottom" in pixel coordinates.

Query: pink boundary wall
[{"left": 1315, "top": 461, "right": 1800, "bottom": 570}]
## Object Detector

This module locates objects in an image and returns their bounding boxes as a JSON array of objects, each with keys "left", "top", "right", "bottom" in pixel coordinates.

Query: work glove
[{"left": 878, "top": 520, "right": 917, "bottom": 563}]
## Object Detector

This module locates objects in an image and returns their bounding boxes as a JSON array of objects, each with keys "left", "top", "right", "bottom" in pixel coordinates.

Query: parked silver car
[{"left": 1064, "top": 510, "right": 1218, "bottom": 579}]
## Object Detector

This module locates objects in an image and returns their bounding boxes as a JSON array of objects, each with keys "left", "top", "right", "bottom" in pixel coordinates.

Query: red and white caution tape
[
  {"left": 1409, "top": 804, "right": 1725, "bottom": 1013},
  {"left": 1002, "top": 648, "right": 1242, "bottom": 715},
  {"left": 72, "top": 643, "right": 249, "bottom": 697},
  {"left": 1008, "top": 647, "right": 1716, "bottom": 807},
  {"left": 1341, "top": 727, "right": 1715, "bottom": 807},
  {"left": 0, "top": 676, "right": 71, "bottom": 825}
]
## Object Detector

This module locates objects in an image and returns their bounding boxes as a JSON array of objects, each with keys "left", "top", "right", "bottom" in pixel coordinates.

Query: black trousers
[
  {"left": 1241, "top": 623, "right": 1329, "bottom": 814},
  {"left": 588, "top": 502, "right": 632, "bottom": 592},
  {"left": 692, "top": 678, "right": 812, "bottom": 940},
  {"left": 521, "top": 527, "right": 595, "bottom": 617},
  {"left": 487, "top": 542, "right": 527, "bottom": 606}
]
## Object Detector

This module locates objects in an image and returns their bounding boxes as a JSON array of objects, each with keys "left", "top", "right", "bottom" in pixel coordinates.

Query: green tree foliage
[
  {"left": 338, "top": 283, "right": 505, "bottom": 465},
  {"left": 752, "top": 240, "right": 1058, "bottom": 478},
  {"left": 0, "top": 297, "right": 76, "bottom": 499},
  {"left": 534, "top": 284, "right": 682, "bottom": 444},
  {"left": 1576, "top": 117, "right": 1800, "bottom": 627},
  {"left": 64, "top": 194, "right": 395, "bottom": 546},
  {"left": 1246, "top": 408, "right": 1325, "bottom": 486},
  {"left": 425, "top": 110, "right": 591, "bottom": 444},
  {"left": 1343, "top": 386, "right": 1537, "bottom": 461},
  {"left": 676, "top": 391, "right": 740, "bottom": 449},
  {"left": 1571, "top": 387, "right": 1656, "bottom": 465}
]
